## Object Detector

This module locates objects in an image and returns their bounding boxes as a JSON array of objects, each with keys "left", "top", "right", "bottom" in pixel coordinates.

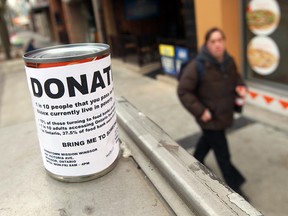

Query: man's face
[{"left": 206, "top": 31, "right": 226, "bottom": 60}]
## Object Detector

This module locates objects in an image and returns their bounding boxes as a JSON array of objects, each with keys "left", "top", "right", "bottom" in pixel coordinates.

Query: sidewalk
[
  {"left": 0, "top": 40, "right": 288, "bottom": 215},
  {"left": 113, "top": 59, "right": 288, "bottom": 216}
]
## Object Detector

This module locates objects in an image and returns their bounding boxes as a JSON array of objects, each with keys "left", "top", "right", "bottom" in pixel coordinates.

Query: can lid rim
[{"left": 23, "top": 43, "right": 110, "bottom": 63}]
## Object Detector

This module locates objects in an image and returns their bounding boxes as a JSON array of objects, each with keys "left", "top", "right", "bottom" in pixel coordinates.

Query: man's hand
[
  {"left": 236, "top": 85, "right": 247, "bottom": 97},
  {"left": 201, "top": 109, "right": 212, "bottom": 122}
]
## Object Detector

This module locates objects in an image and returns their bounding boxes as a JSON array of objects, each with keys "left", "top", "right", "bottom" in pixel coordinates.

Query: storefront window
[{"left": 244, "top": 0, "right": 288, "bottom": 88}]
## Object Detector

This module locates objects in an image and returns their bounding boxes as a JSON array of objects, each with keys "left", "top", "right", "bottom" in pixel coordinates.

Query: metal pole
[
  {"left": 0, "top": 0, "right": 11, "bottom": 59},
  {"left": 91, "top": 0, "right": 104, "bottom": 43}
]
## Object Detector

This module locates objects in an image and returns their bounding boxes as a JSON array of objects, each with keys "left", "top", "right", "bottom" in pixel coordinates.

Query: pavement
[{"left": 0, "top": 31, "right": 288, "bottom": 215}]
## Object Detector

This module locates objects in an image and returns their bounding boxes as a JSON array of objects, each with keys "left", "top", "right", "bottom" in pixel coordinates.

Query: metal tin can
[{"left": 23, "top": 43, "right": 120, "bottom": 182}]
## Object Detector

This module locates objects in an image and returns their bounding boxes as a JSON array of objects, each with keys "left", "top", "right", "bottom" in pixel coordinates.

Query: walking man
[{"left": 177, "top": 27, "right": 247, "bottom": 194}]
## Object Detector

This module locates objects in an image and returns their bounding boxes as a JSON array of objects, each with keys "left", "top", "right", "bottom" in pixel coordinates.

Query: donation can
[{"left": 23, "top": 43, "right": 120, "bottom": 182}]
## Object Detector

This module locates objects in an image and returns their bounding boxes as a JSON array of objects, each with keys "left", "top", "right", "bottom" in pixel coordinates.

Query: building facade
[
  {"left": 194, "top": 0, "right": 288, "bottom": 116},
  {"left": 46, "top": 0, "right": 288, "bottom": 116}
]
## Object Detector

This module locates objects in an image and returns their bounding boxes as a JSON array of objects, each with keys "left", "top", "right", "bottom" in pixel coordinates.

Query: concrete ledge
[{"left": 116, "top": 97, "right": 263, "bottom": 216}]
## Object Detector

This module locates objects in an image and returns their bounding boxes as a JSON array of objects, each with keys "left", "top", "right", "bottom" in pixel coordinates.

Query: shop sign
[
  {"left": 175, "top": 47, "right": 190, "bottom": 75},
  {"left": 159, "top": 44, "right": 189, "bottom": 76},
  {"left": 159, "top": 44, "right": 176, "bottom": 75},
  {"left": 125, "top": 0, "right": 160, "bottom": 20}
]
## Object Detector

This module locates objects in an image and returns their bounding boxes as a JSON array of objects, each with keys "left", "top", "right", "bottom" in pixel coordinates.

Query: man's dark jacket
[{"left": 177, "top": 46, "right": 245, "bottom": 130}]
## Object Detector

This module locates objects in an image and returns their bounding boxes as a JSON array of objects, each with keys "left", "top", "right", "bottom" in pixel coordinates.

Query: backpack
[{"left": 177, "top": 57, "right": 205, "bottom": 81}]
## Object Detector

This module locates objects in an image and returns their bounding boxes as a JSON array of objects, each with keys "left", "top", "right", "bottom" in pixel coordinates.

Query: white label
[{"left": 25, "top": 55, "right": 119, "bottom": 176}]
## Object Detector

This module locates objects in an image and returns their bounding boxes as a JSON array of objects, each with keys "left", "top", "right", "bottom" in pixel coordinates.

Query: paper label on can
[{"left": 25, "top": 55, "right": 119, "bottom": 176}]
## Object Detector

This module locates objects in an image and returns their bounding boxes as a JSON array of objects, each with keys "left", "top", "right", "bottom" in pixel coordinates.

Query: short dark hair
[{"left": 204, "top": 27, "right": 226, "bottom": 45}]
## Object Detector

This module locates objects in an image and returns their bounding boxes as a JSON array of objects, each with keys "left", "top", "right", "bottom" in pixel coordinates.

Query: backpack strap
[
  {"left": 194, "top": 57, "right": 205, "bottom": 91},
  {"left": 177, "top": 57, "right": 205, "bottom": 82},
  {"left": 195, "top": 57, "right": 205, "bottom": 80}
]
